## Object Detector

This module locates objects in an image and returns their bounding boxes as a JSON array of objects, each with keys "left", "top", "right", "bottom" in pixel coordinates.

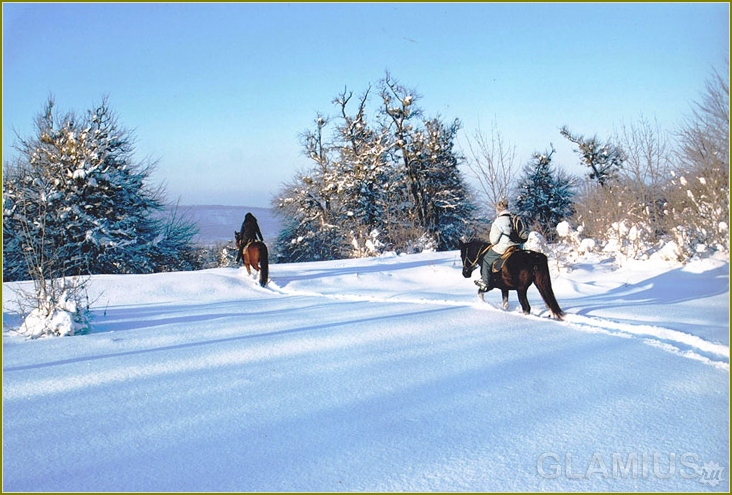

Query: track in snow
[{"left": 241, "top": 269, "right": 730, "bottom": 372}]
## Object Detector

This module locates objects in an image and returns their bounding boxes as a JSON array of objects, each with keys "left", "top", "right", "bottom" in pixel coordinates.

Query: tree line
[
  {"left": 3, "top": 67, "right": 727, "bottom": 336},
  {"left": 461, "top": 65, "right": 729, "bottom": 258},
  {"left": 4, "top": 67, "right": 729, "bottom": 280}
]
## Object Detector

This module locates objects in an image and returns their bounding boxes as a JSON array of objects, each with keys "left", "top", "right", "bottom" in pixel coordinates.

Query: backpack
[{"left": 502, "top": 213, "right": 529, "bottom": 244}]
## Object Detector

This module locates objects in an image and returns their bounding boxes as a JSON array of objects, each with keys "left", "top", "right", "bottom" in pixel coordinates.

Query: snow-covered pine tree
[
  {"left": 515, "top": 147, "right": 575, "bottom": 241},
  {"left": 2, "top": 97, "right": 198, "bottom": 281}
]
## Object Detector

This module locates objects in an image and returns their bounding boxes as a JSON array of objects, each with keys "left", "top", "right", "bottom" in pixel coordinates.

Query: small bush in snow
[{"left": 11, "top": 276, "right": 91, "bottom": 339}]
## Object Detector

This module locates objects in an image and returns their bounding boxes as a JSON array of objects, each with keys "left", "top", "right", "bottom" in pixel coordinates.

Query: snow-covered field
[{"left": 2, "top": 245, "right": 729, "bottom": 491}]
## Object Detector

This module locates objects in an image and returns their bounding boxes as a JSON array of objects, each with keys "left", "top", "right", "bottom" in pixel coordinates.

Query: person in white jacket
[{"left": 475, "top": 199, "right": 521, "bottom": 293}]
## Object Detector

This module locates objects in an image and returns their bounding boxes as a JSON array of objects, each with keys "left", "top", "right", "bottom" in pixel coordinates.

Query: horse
[
  {"left": 459, "top": 240, "right": 564, "bottom": 320},
  {"left": 235, "top": 232, "right": 269, "bottom": 287}
]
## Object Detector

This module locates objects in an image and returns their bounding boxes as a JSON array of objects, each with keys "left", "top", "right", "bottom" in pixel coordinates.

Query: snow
[
  {"left": 18, "top": 306, "right": 77, "bottom": 339},
  {"left": 2, "top": 248, "right": 729, "bottom": 491}
]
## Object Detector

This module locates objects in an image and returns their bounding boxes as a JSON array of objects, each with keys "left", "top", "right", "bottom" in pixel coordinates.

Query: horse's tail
[
  {"left": 532, "top": 252, "right": 564, "bottom": 320},
  {"left": 258, "top": 242, "right": 269, "bottom": 287}
]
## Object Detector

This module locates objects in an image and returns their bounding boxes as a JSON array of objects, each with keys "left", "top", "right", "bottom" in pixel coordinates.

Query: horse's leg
[
  {"left": 243, "top": 251, "right": 252, "bottom": 275},
  {"left": 501, "top": 289, "right": 509, "bottom": 309},
  {"left": 517, "top": 288, "right": 531, "bottom": 315}
]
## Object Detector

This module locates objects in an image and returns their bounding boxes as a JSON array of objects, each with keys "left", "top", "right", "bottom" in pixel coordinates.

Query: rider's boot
[{"left": 474, "top": 278, "right": 492, "bottom": 293}]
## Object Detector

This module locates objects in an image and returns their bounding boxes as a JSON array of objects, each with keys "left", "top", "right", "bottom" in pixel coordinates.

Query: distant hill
[{"left": 175, "top": 205, "right": 281, "bottom": 246}]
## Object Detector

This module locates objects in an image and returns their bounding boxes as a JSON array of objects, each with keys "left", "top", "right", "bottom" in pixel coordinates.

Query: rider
[
  {"left": 236, "top": 212, "right": 264, "bottom": 262},
  {"left": 239, "top": 212, "right": 264, "bottom": 246},
  {"left": 475, "top": 198, "right": 521, "bottom": 293}
]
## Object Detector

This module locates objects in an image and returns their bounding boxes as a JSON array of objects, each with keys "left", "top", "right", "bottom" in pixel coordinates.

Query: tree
[
  {"left": 3, "top": 97, "right": 198, "bottom": 280},
  {"left": 332, "top": 87, "right": 392, "bottom": 255},
  {"left": 3, "top": 97, "right": 198, "bottom": 336},
  {"left": 273, "top": 113, "right": 354, "bottom": 262},
  {"left": 410, "top": 117, "right": 475, "bottom": 249},
  {"left": 560, "top": 126, "right": 626, "bottom": 187},
  {"left": 614, "top": 116, "right": 673, "bottom": 238},
  {"left": 376, "top": 73, "right": 474, "bottom": 250},
  {"left": 515, "top": 147, "right": 575, "bottom": 241},
  {"left": 378, "top": 73, "right": 427, "bottom": 228},
  {"left": 667, "top": 63, "right": 730, "bottom": 255},
  {"left": 273, "top": 74, "right": 475, "bottom": 261},
  {"left": 463, "top": 120, "right": 519, "bottom": 212}
]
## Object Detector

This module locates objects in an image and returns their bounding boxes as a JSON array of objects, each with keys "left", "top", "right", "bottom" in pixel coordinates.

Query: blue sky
[{"left": 3, "top": 2, "right": 729, "bottom": 207}]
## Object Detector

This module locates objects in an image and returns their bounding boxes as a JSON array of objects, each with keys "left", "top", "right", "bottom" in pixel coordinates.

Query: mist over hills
[{"left": 177, "top": 205, "right": 281, "bottom": 246}]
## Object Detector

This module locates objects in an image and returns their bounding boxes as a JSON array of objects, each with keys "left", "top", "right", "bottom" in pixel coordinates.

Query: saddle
[{"left": 491, "top": 246, "right": 520, "bottom": 273}]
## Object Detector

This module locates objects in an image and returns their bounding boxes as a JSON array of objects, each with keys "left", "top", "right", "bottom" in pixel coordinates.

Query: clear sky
[{"left": 3, "top": 2, "right": 729, "bottom": 207}]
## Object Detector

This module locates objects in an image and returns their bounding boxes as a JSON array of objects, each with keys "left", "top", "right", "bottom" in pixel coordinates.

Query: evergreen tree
[
  {"left": 515, "top": 147, "right": 575, "bottom": 241},
  {"left": 2, "top": 97, "right": 198, "bottom": 281}
]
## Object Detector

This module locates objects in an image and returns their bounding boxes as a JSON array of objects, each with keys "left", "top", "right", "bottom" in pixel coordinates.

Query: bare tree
[
  {"left": 378, "top": 72, "right": 426, "bottom": 226},
  {"left": 616, "top": 116, "right": 672, "bottom": 188},
  {"left": 676, "top": 63, "right": 729, "bottom": 177},
  {"left": 614, "top": 115, "right": 673, "bottom": 237},
  {"left": 463, "top": 120, "right": 518, "bottom": 212},
  {"left": 669, "top": 62, "right": 730, "bottom": 255},
  {"left": 571, "top": 63, "right": 729, "bottom": 260},
  {"left": 3, "top": 157, "right": 92, "bottom": 337}
]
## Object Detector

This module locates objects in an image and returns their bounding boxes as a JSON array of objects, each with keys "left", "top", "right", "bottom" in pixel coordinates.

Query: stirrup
[{"left": 474, "top": 279, "right": 490, "bottom": 293}]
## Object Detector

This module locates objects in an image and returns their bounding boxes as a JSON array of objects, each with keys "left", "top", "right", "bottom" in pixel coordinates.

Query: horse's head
[
  {"left": 460, "top": 240, "right": 487, "bottom": 278},
  {"left": 234, "top": 231, "right": 242, "bottom": 248},
  {"left": 459, "top": 241, "right": 473, "bottom": 278}
]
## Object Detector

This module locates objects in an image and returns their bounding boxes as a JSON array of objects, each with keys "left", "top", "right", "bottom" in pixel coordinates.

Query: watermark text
[{"left": 537, "top": 452, "right": 725, "bottom": 487}]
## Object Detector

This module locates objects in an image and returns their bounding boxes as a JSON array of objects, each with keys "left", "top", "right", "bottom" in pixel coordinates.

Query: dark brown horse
[
  {"left": 235, "top": 232, "right": 269, "bottom": 287},
  {"left": 459, "top": 240, "right": 564, "bottom": 320}
]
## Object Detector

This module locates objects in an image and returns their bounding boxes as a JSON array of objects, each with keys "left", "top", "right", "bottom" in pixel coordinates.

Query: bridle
[{"left": 463, "top": 243, "right": 492, "bottom": 273}]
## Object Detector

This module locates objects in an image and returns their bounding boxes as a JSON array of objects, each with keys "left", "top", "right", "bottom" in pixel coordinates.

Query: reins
[{"left": 464, "top": 243, "right": 492, "bottom": 272}]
